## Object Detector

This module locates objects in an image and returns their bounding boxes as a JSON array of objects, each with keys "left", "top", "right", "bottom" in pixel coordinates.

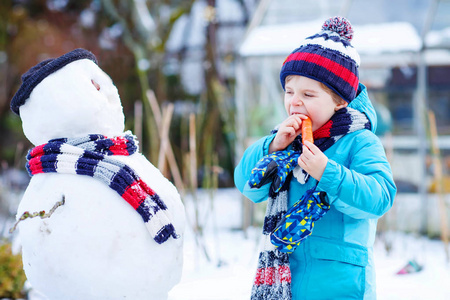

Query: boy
[{"left": 234, "top": 17, "right": 396, "bottom": 299}]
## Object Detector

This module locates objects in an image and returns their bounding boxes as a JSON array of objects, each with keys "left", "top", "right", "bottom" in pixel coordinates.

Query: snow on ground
[
  {"left": 168, "top": 188, "right": 450, "bottom": 300},
  {"left": 4, "top": 187, "right": 450, "bottom": 299},
  {"left": 375, "top": 232, "right": 450, "bottom": 300}
]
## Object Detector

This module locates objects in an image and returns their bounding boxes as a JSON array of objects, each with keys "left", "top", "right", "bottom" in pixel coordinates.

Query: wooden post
[
  {"left": 428, "top": 110, "right": 449, "bottom": 261},
  {"left": 146, "top": 90, "right": 184, "bottom": 191},
  {"left": 189, "top": 113, "right": 198, "bottom": 191},
  {"left": 157, "top": 103, "right": 174, "bottom": 174},
  {"left": 189, "top": 113, "right": 199, "bottom": 232},
  {"left": 134, "top": 100, "right": 143, "bottom": 144}
]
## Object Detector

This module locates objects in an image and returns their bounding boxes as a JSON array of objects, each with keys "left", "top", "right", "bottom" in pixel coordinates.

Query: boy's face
[{"left": 284, "top": 75, "right": 347, "bottom": 131}]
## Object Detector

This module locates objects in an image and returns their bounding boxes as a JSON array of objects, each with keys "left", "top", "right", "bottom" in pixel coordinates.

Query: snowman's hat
[{"left": 10, "top": 48, "right": 98, "bottom": 115}]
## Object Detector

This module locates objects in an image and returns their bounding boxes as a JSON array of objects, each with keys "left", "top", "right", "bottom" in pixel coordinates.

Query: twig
[{"left": 9, "top": 196, "right": 66, "bottom": 234}]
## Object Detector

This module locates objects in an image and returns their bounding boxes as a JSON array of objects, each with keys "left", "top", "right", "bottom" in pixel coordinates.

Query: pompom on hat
[
  {"left": 280, "top": 16, "right": 360, "bottom": 103},
  {"left": 11, "top": 48, "right": 98, "bottom": 115}
]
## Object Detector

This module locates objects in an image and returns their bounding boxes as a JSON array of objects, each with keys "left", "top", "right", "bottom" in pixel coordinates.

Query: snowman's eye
[{"left": 91, "top": 79, "right": 100, "bottom": 91}]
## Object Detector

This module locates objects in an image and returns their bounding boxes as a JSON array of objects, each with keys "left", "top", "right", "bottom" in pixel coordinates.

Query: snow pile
[
  {"left": 169, "top": 188, "right": 450, "bottom": 300},
  {"left": 19, "top": 188, "right": 450, "bottom": 299}
]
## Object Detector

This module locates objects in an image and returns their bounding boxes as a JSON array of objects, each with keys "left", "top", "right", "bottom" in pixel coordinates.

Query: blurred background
[{"left": 0, "top": 0, "right": 449, "bottom": 299}]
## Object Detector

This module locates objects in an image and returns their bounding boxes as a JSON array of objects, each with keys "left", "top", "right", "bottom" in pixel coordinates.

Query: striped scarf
[
  {"left": 26, "top": 131, "right": 178, "bottom": 245},
  {"left": 250, "top": 108, "right": 370, "bottom": 299}
]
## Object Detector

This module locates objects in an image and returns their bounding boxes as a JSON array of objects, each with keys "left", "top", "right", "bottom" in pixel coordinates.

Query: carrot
[{"left": 302, "top": 117, "right": 314, "bottom": 144}]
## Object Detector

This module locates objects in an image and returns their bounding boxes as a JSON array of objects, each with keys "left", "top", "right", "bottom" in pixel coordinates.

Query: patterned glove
[
  {"left": 270, "top": 187, "right": 330, "bottom": 254},
  {"left": 248, "top": 150, "right": 300, "bottom": 193}
]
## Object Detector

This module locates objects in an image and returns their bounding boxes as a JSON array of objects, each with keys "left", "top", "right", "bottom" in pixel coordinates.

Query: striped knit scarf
[
  {"left": 250, "top": 108, "right": 370, "bottom": 299},
  {"left": 26, "top": 131, "right": 178, "bottom": 245}
]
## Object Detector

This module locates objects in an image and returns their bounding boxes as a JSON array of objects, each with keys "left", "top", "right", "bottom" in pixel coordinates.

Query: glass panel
[
  {"left": 261, "top": 0, "right": 344, "bottom": 26},
  {"left": 430, "top": 0, "right": 450, "bottom": 31},
  {"left": 346, "top": 0, "right": 432, "bottom": 33},
  {"left": 242, "top": 56, "right": 286, "bottom": 139},
  {"left": 426, "top": 0, "right": 450, "bottom": 47},
  {"left": 428, "top": 66, "right": 450, "bottom": 134}
]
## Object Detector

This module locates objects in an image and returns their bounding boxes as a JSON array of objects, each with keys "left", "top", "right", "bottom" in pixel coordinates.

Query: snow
[
  {"left": 426, "top": 27, "right": 450, "bottom": 48},
  {"left": 375, "top": 233, "right": 450, "bottom": 300},
  {"left": 4, "top": 187, "right": 449, "bottom": 299},
  {"left": 19, "top": 59, "right": 125, "bottom": 145},
  {"left": 167, "top": 188, "right": 450, "bottom": 300},
  {"left": 238, "top": 21, "right": 422, "bottom": 57}
]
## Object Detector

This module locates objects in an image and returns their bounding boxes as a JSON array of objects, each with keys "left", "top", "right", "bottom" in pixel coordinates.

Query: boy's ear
[{"left": 335, "top": 101, "right": 348, "bottom": 111}]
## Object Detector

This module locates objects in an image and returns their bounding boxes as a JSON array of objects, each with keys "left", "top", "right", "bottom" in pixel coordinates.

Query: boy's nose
[{"left": 291, "top": 97, "right": 303, "bottom": 106}]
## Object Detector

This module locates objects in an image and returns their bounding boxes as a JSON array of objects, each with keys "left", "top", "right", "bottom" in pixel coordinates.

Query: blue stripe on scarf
[
  {"left": 76, "top": 155, "right": 98, "bottom": 176},
  {"left": 110, "top": 166, "right": 136, "bottom": 196},
  {"left": 96, "top": 138, "right": 115, "bottom": 155},
  {"left": 41, "top": 154, "right": 58, "bottom": 172},
  {"left": 154, "top": 224, "right": 177, "bottom": 244},
  {"left": 263, "top": 215, "right": 284, "bottom": 235},
  {"left": 152, "top": 194, "right": 167, "bottom": 210},
  {"left": 125, "top": 134, "right": 138, "bottom": 153},
  {"left": 44, "top": 140, "right": 65, "bottom": 155},
  {"left": 136, "top": 204, "right": 152, "bottom": 221}
]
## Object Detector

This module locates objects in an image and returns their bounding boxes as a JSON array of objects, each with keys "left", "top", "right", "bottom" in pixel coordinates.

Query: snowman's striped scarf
[{"left": 26, "top": 131, "right": 178, "bottom": 244}]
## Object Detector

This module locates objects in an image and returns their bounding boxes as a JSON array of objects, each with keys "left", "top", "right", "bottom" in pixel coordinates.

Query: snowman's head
[{"left": 11, "top": 49, "right": 125, "bottom": 146}]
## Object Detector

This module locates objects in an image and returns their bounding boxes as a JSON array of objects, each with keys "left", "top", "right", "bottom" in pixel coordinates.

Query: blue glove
[
  {"left": 270, "top": 187, "right": 329, "bottom": 254},
  {"left": 248, "top": 150, "right": 300, "bottom": 193}
]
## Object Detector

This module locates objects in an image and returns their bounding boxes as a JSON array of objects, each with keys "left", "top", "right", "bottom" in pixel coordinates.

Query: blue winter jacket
[{"left": 234, "top": 84, "right": 396, "bottom": 300}]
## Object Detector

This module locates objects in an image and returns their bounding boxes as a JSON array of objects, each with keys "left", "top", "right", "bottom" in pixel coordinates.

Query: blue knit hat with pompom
[
  {"left": 280, "top": 17, "right": 360, "bottom": 103},
  {"left": 11, "top": 48, "right": 98, "bottom": 115}
]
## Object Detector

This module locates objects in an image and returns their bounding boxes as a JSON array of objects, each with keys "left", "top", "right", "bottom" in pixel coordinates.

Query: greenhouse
[{"left": 235, "top": 0, "right": 450, "bottom": 234}]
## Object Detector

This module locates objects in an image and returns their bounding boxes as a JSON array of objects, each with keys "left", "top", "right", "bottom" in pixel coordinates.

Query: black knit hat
[{"left": 10, "top": 48, "right": 98, "bottom": 115}]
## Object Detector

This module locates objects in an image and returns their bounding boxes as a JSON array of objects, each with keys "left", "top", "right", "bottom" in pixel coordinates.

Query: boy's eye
[{"left": 305, "top": 93, "right": 313, "bottom": 97}]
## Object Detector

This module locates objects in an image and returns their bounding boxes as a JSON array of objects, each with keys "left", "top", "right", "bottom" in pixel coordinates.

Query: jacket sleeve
[
  {"left": 234, "top": 135, "right": 276, "bottom": 203},
  {"left": 317, "top": 132, "right": 397, "bottom": 219}
]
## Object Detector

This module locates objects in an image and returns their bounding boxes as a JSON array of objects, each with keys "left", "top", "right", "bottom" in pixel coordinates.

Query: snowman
[{"left": 10, "top": 48, "right": 185, "bottom": 300}]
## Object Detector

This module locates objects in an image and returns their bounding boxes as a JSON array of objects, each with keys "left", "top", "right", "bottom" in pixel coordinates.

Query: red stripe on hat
[
  {"left": 254, "top": 266, "right": 291, "bottom": 286},
  {"left": 284, "top": 52, "right": 358, "bottom": 91}
]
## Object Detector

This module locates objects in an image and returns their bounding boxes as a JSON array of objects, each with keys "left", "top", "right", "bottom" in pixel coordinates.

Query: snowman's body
[{"left": 14, "top": 52, "right": 185, "bottom": 300}]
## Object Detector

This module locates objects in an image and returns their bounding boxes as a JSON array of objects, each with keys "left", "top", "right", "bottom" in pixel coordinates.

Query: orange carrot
[{"left": 302, "top": 117, "right": 314, "bottom": 144}]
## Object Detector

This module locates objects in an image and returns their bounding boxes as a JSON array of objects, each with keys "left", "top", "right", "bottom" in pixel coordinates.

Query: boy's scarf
[
  {"left": 250, "top": 108, "right": 370, "bottom": 300},
  {"left": 26, "top": 131, "right": 178, "bottom": 245},
  {"left": 251, "top": 176, "right": 292, "bottom": 300}
]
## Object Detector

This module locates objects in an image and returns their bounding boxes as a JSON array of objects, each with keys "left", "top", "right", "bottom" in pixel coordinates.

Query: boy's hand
[
  {"left": 269, "top": 115, "right": 305, "bottom": 153},
  {"left": 298, "top": 141, "right": 328, "bottom": 181}
]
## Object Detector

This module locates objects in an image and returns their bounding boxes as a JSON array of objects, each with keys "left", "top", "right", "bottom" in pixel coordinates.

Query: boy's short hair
[
  {"left": 280, "top": 17, "right": 360, "bottom": 103},
  {"left": 320, "top": 82, "right": 345, "bottom": 105},
  {"left": 285, "top": 74, "right": 344, "bottom": 105}
]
